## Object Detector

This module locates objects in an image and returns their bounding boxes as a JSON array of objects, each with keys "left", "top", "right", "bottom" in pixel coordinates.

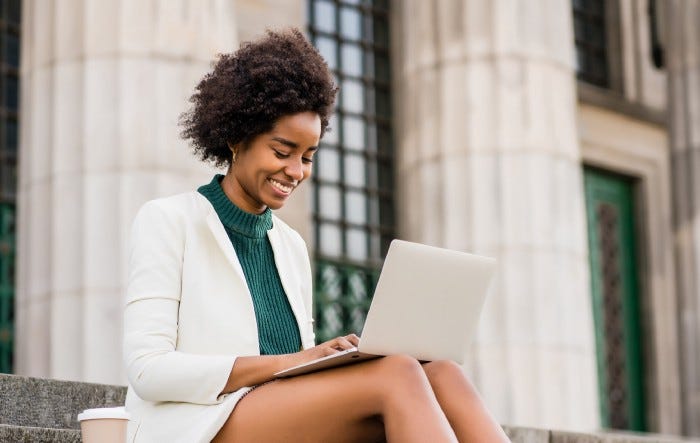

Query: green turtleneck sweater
[{"left": 198, "top": 175, "right": 302, "bottom": 355}]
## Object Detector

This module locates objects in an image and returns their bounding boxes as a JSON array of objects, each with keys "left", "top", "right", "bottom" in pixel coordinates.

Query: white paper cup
[{"left": 77, "top": 407, "right": 130, "bottom": 443}]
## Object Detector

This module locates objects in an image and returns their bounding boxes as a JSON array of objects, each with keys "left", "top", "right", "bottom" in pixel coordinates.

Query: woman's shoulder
[
  {"left": 271, "top": 214, "right": 301, "bottom": 238},
  {"left": 270, "top": 214, "right": 308, "bottom": 252},
  {"left": 133, "top": 191, "right": 210, "bottom": 226}
]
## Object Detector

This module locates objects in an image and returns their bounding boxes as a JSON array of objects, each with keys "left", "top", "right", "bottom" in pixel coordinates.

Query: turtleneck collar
[{"left": 198, "top": 174, "right": 273, "bottom": 239}]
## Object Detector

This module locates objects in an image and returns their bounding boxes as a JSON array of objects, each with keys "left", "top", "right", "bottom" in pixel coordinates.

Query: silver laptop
[{"left": 274, "top": 239, "right": 496, "bottom": 378}]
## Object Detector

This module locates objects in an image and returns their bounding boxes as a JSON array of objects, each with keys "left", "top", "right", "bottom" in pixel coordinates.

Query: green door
[
  {"left": 584, "top": 167, "right": 646, "bottom": 431},
  {"left": 0, "top": 203, "right": 14, "bottom": 373}
]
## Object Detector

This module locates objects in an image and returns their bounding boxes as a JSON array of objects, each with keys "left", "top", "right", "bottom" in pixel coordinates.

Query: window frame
[
  {"left": 308, "top": 0, "right": 396, "bottom": 342},
  {"left": 573, "top": 0, "right": 623, "bottom": 92}
]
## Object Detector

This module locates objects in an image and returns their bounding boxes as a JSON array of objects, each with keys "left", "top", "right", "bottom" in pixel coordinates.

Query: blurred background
[{"left": 0, "top": 0, "right": 698, "bottom": 438}]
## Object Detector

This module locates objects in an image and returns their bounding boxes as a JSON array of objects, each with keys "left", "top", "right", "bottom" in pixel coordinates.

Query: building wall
[
  {"left": 578, "top": 103, "right": 681, "bottom": 432},
  {"left": 665, "top": 0, "right": 700, "bottom": 435},
  {"left": 618, "top": 0, "right": 667, "bottom": 109}
]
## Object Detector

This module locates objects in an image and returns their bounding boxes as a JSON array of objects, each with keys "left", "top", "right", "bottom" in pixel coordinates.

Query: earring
[{"left": 228, "top": 142, "right": 237, "bottom": 164}]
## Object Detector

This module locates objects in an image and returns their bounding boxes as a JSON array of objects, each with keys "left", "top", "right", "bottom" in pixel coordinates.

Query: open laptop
[{"left": 274, "top": 239, "right": 496, "bottom": 378}]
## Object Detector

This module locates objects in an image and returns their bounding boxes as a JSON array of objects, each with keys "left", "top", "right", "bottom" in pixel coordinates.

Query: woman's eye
[
  {"left": 273, "top": 150, "right": 290, "bottom": 159},
  {"left": 302, "top": 157, "right": 314, "bottom": 164}
]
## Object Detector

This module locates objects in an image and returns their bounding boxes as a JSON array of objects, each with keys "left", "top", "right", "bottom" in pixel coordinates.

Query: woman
[{"left": 123, "top": 29, "right": 510, "bottom": 443}]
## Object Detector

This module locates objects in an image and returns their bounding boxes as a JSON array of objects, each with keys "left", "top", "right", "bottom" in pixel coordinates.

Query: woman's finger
[
  {"left": 321, "top": 346, "right": 341, "bottom": 357},
  {"left": 333, "top": 337, "right": 355, "bottom": 350},
  {"left": 345, "top": 334, "right": 360, "bottom": 346}
]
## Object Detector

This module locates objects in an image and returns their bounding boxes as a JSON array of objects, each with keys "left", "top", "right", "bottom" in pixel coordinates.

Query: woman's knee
[
  {"left": 371, "top": 354, "right": 431, "bottom": 391},
  {"left": 423, "top": 360, "right": 463, "bottom": 379},
  {"left": 377, "top": 354, "right": 424, "bottom": 376},
  {"left": 422, "top": 360, "right": 478, "bottom": 397},
  {"left": 423, "top": 360, "right": 469, "bottom": 384}
]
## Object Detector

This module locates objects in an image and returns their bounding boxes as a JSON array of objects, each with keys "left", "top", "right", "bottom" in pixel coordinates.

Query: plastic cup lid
[{"left": 77, "top": 407, "right": 130, "bottom": 421}]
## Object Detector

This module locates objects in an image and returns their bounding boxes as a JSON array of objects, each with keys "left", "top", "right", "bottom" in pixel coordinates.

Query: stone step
[
  {"left": 0, "top": 424, "right": 80, "bottom": 443},
  {"left": 0, "top": 373, "right": 126, "bottom": 430},
  {"left": 1, "top": 374, "right": 698, "bottom": 443},
  {"left": 504, "top": 426, "right": 699, "bottom": 443}
]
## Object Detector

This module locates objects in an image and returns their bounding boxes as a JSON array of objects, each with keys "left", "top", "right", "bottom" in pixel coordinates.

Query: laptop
[{"left": 274, "top": 239, "right": 496, "bottom": 378}]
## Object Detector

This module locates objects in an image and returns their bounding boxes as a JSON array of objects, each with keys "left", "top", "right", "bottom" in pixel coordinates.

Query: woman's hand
[
  {"left": 221, "top": 334, "right": 361, "bottom": 394},
  {"left": 283, "top": 334, "right": 360, "bottom": 369}
]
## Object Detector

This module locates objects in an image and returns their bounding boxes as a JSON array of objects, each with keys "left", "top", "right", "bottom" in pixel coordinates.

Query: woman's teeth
[{"left": 268, "top": 178, "right": 292, "bottom": 193}]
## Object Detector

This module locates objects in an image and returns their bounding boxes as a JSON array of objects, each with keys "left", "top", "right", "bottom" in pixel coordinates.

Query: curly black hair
[{"left": 180, "top": 28, "right": 338, "bottom": 167}]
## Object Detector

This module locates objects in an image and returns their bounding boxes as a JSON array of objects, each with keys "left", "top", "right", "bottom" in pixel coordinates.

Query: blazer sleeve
[{"left": 123, "top": 200, "right": 236, "bottom": 405}]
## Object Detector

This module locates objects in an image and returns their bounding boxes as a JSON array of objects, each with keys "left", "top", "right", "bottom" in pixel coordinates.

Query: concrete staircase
[
  {"left": 0, "top": 373, "right": 697, "bottom": 442},
  {"left": 0, "top": 373, "right": 126, "bottom": 442}
]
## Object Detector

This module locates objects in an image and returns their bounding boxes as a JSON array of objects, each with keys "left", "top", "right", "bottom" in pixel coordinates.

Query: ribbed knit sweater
[{"left": 198, "top": 175, "right": 302, "bottom": 355}]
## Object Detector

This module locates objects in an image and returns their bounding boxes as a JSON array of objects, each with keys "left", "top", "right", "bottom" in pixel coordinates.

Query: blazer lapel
[
  {"left": 267, "top": 226, "right": 308, "bottom": 338},
  {"left": 197, "top": 193, "right": 309, "bottom": 346},
  {"left": 196, "top": 193, "right": 260, "bottom": 352},
  {"left": 204, "top": 207, "right": 249, "bottom": 284}
]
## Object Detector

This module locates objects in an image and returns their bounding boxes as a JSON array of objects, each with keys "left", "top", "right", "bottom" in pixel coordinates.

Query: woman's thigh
[{"left": 213, "top": 358, "right": 393, "bottom": 443}]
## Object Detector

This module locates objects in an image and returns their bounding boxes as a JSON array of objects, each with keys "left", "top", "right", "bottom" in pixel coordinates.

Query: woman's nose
[{"left": 284, "top": 158, "right": 304, "bottom": 181}]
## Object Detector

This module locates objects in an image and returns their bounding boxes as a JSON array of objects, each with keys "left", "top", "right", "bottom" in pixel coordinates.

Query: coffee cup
[{"left": 77, "top": 407, "right": 130, "bottom": 443}]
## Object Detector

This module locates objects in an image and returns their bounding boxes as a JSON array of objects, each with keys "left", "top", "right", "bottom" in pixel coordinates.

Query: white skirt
[{"left": 126, "top": 385, "right": 254, "bottom": 443}]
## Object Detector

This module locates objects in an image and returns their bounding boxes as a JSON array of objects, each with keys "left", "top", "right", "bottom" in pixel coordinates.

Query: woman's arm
[
  {"left": 220, "top": 334, "right": 359, "bottom": 393},
  {"left": 125, "top": 200, "right": 359, "bottom": 401},
  {"left": 124, "top": 201, "right": 237, "bottom": 405}
]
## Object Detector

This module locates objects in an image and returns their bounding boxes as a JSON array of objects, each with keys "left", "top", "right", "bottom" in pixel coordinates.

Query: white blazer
[{"left": 123, "top": 191, "right": 315, "bottom": 443}]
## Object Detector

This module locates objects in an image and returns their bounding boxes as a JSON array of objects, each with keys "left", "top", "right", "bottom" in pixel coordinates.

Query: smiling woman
[{"left": 122, "top": 28, "right": 510, "bottom": 443}]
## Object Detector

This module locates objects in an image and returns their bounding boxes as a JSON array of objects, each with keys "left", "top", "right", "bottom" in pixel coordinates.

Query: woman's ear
[{"left": 227, "top": 142, "right": 237, "bottom": 164}]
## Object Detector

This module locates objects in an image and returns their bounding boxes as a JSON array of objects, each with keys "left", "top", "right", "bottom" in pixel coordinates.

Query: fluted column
[
  {"left": 392, "top": 0, "right": 598, "bottom": 429},
  {"left": 16, "top": 0, "right": 237, "bottom": 384},
  {"left": 666, "top": 0, "right": 700, "bottom": 436}
]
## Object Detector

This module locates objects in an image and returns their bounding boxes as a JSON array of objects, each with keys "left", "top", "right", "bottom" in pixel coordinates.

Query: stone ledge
[
  {"left": 0, "top": 424, "right": 81, "bottom": 443},
  {"left": 505, "top": 426, "right": 551, "bottom": 442},
  {"left": 550, "top": 429, "right": 699, "bottom": 443},
  {"left": 503, "top": 426, "right": 700, "bottom": 443},
  {"left": 0, "top": 373, "right": 126, "bottom": 430}
]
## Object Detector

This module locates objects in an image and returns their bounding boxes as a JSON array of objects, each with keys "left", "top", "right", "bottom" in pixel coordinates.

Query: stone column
[
  {"left": 392, "top": 0, "right": 598, "bottom": 430},
  {"left": 16, "top": 0, "right": 237, "bottom": 384},
  {"left": 666, "top": 0, "right": 700, "bottom": 436}
]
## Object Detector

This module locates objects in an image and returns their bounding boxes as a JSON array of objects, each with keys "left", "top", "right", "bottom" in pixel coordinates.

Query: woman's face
[{"left": 224, "top": 111, "right": 321, "bottom": 214}]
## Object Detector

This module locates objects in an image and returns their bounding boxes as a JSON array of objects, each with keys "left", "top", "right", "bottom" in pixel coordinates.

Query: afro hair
[{"left": 180, "top": 28, "right": 338, "bottom": 167}]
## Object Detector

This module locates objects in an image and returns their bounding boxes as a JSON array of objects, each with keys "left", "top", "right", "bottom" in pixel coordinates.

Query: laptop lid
[{"left": 358, "top": 239, "right": 496, "bottom": 364}]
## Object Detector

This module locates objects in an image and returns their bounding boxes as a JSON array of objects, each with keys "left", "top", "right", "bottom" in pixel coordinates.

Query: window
[
  {"left": 573, "top": 0, "right": 610, "bottom": 88},
  {"left": 0, "top": 0, "right": 19, "bottom": 374},
  {"left": 308, "top": 0, "right": 395, "bottom": 342},
  {"left": 648, "top": 0, "right": 664, "bottom": 69}
]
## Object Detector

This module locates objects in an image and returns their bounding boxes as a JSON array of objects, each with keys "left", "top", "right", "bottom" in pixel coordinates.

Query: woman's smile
[{"left": 267, "top": 177, "right": 295, "bottom": 195}]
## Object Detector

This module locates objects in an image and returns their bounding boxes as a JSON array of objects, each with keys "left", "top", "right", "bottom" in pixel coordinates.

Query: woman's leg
[
  {"left": 213, "top": 355, "right": 458, "bottom": 443},
  {"left": 422, "top": 360, "right": 511, "bottom": 443}
]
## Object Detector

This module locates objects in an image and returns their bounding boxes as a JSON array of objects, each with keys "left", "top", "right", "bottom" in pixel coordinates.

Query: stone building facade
[{"left": 1, "top": 0, "right": 698, "bottom": 438}]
